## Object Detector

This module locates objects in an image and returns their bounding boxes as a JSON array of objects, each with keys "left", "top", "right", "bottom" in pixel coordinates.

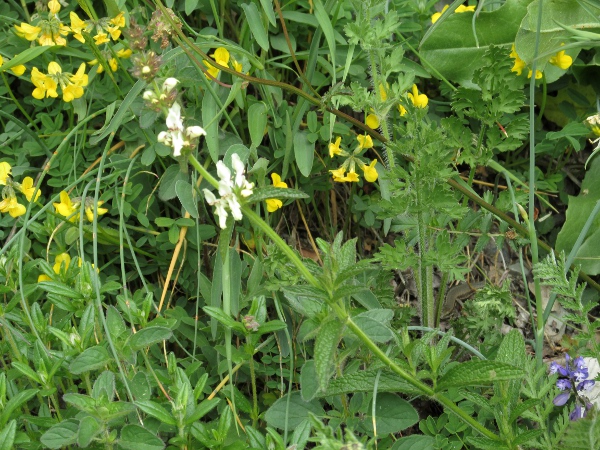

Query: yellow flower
[
  {"left": 431, "top": 5, "right": 449, "bottom": 23},
  {"left": 527, "top": 69, "right": 543, "bottom": 79},
  {"left": 511, "top": 58, "right": 526, "bottom": 76},
  {"left": 398, "top": 104, "right": 407, "bottom": 116},
  {"left": 361, "top": 160, "right": 378, "bottom": 182},
  {"left": 20, "top": 177, "right": 41, "bottom": 202},
  {"left": 0, "top": 55, "right": 26, "bottom": 76},
  {"left": 232, "top": 59, "right": 243, "bottom": 73},
  {"left": 14, "top": 23, "right": 42, "bottom": 41},
  {"left": 53, "top": 191, "right": 77, "bottom": 220},
  {"left": 203, "top": 61, "right": 220, "bottom": 79},
  {"left": 0, "top": 197, "right": 26, "bottom": 218},
  {"left": 330, "top": 167, "right": 346, "bottom": 182},
  {"left": 366, "top": 113, "right": 380, "bottom": 129},
  {"left": 111, "top": 12, "right": 126, "bottom": 28},
  {"left": 84, "top": 201, "right": 108, "bottom": 222},
  {"left": 212, "top": 47, "right": 230, "bottom": 66},
  {"left": 94, "top": 32, "right": 110, "bottom": 45},
  {"left": 549, "top": 47, "right": 572, "bottom": 70},
  {"left": 38, "top": 274, "right": 51, "bottom": 282},
  {"left": 38, "top": 23, "right": 69, "bottom": 46},
  {"left": 407, "top": 84, "right": 428, "bottom": 108},
  {"left": 329, "top": 136, "right": 343, "bottom": 157},
  {"left": 0, "top": 162, "right": 11, "bottom": 185},
  {"left": 31, "top": 62, "right": 87, "bottom": 102},
  {"left": 344, "top": 170, "right": 359, "bottom": 182},
  {"left": 357, "top": 134, "right": 373, "bottom": 150},
  {"left": 48, "top": 0, "right": 61, "bottom": 14},
  {"left": 53, "top": 253, "right": 71, "bottom": 274},
  {"left": 70, "top": 62, "right": 88, "bottom": 86},
  {"left": 70, "top": 12, "right": 87, "bottom": 43},
  {"left": 117, "top": 48, "right": 132, "bottom": 59},
  {"left": 265, "top": 173, "right": 288, "bottom": 212}
]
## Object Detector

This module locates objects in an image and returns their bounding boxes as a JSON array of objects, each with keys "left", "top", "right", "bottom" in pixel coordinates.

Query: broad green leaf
[
  {"left": 127, "top": 326, "right": 172, "bottom": 351},
  {"left": 323, "top": 369, "right": 420, "bottom": 397},
  {"left": 313, "top": 0, "right": 336, "bottom": 82},
  {"left": 106, "top": 305, "right": 127, "bottom": 340},
  {"left": 391, "top": 435, "right": 436, "bottom": 450},
  {"left": 175, "top": 180, "right": 199, "bottom": 218},
  {"left": 246, "top": 186, "right": 309, "bottom": 203},
  {"left": 257, "top": 320, "right": 287, "bottom": 336},
  {"left": 0, "top": 389, "right": 39, "bottom": 427},
  {"left": 185, "top": 398, "right": 220, "bottom": 425},
  {"left": 264, "top": 392, "right": 325, "bottom": 429},
  {"left": 135, "top": 401, "right": 176, "bottom": 426},
  {"left": 352, "top": 289, "right": 382, "bottom": 310},
  {"left": 437, "top": 361, "right": 524, "bottom": 391},
  {"left": 184, "top": 0, "right": 199, "bottom": 15},
  {"left": 203, "top": 306, "right": 247, "bottom": 334},
  {"left": 314, "top": 320, "right": 344, "bottom": 391},
  {"left": 159, "top": 164, "right": 188, "bottom": 201},
  {"left": 294, "top": 131, "right": 315, "bottom": 177},
  {"left": 0, "top": 420, "right": 16, "bottom": 450},
  {"left": 420, "top": 0, "right": 534, "bottom": 85},
  {"left": 77, "top": 416, "right": 101, "bottom": 448},
  {"left": 248, "top": 102, "right": 268, "bottom": 148},
  {"left": 90, "top": 80, "right": 146, "bottom": 145},
  {"left": 119, "top": 424, "right": 166, "bottom": 450},
  {"left": 241, "top": 3, "right": 270, "bottom": 51},
  {"left": 556, "top": 157, "right": 600, "bottom": 275},
  {"left": 0, "top": 47, "right": 51, "bottom": 73},
  {"left": 37, "top": 281, "right": 84, "bottom": 299},
  {"left": 353, "top": 313, "right": 394, "bottom": 343},
  {"left": 69, "top": 346, "right": 112, "bottom": 374},
  {"left": 300, "top": 360, "right": 319, "bottom": 401},
  {"left": 258, "top": 0, "right": 277, "bottom": 26},
  {"left": 363, "top": 393, "right": 419, "bottom": 435},
  {"left": 63, "top": 393, "right": 96, "bottom": 413},
  {"left": 40, "top": 420, "right": 79, "bottom": 449}
]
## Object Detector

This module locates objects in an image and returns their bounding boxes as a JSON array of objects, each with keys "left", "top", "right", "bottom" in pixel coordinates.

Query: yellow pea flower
[
  {"left": 398, "top": 104, "right": 407, "bottom": 116},
  {"left": 329, "top": 136, "right": 343, "bottom": 157},
  {"left": 212, "top": 47, "right": 230, "bottom": 66},
  {"left": 0, "top": 55, "right": 26, "bottom": 76},
  {"left": 48, "top": 0, "right": 61, "bottom": 14},
  {"left": 53, "top": 191, "right": 77, "bottom": 220},
  {"left": 357, "top": 134, "right": 373, "bottom": 150},
  {"left": 94, "top": 33, "right": 110, "bottom": 45},
  {"left": 407, "top": 84, "right": 428, "bottom": 108},
  {"left": 527, "top": 69, "right": 543, "bottom": 79},
  {"left": 53, "top": 253, "right": 71, "bottom": 274},
  {"left": 20, "top": 177, "right": 41, "bottom": 202},
  {"left": 366, "top": 113, "right": 380, "bottom": 129},
  {"left": 84, "top": 201, "right": 108, "bottom": 222},
  {"left": 14, "top": 23, "right": 42, "bottom": 42},
  {"left": 265, "top": 173, "right": 288, "bottom": 212},
  {"left": 70, "top": 12, "right": 87, "bottom": 43},
  {"left": 343, "top": 170, "right": 359, "bottom": 182},
  {"left": 330, "top": 167, "right": 346, "bottom": 182},
  {"left": 0, "top": 162, "right": 11, "bottom": 185},
  {"left": 0, "top": 197, "right": 26, "bottom": 218},
  {"left": 361, "top": 160, "right": 378, "bottom": 182},
  {"left": 431, "top": 5, "right": 449, "bottom": 23},
  {"left": 549, "top": 46, "right": 573, "bottom": 70},
  {"left": 203, "top": 61, "right": 220, "bottom": 79}
]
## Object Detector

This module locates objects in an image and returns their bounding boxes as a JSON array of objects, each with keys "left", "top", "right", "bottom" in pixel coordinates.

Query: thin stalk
[{"left": 247, "top": 341, "right": 259, "bottom": 427}]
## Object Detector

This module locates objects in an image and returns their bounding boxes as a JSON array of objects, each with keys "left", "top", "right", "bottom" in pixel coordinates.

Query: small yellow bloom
[
  {"left": 0, "top": 55, "right": 26, "bottom": 76},
  {"left": 0, "top": 162, "right": 11, "bottom": 185},
  {"left": 212, "top": 47, "right": 230, "bottom": 66},
  {"left": 366, "top": 113, "right": 380, "bottom": 129},
  {"left": 203, "top": 61, "right": 220, "bottom": 79},
  {"left": 38, "top": 274, "right": 51, "bottom": 282},
  {"left": 232, "top": 59, "right": 243, "bottom": 73},
  {"left": 70, "top": 12, "right": 87, "bottom": 43},
  {"left": 329, "top": 136, "right": 343, "bottom": 157},
  {"left": 70, "top": 63, "right": 89, "bottom": 87},
  {"left": 362, "top": 160, "right": 378, "bottom": 182},
  {"left": 53, "top": 253, "right": 71, "bottom": 274},
  {"left": 85, "top": 201, "right": 108, "bottom": 222},
  {"left": 357, "top": 134, "right": 373, "bottom": 150},
  {"left": 511, "top": 58, "right": 526, "bottom": 76},
  {"left": 330, "top": 167, "right": 346, "bottom": 182},
  {"left": 20, "top": 177, "right": 41, "bottom": 202},
  {"left": 527, "top": 69, "right": 543, "bottom": 79},
  {"left": 456, "top": 5, "right": 476, "bottom": 13},
  {"left": 549, "top": 47, "right": 573, "bottom": 70},
  {"left": 407, "top": 84, "right": 428, "bottom": 108},
  {"left": 110, "top": 12, "right": 126, "bottom": 28},
  {"left": 117, "top": 48, "right": 132, "bottom": 59},
  {"left": 107, "top": 26, "right": 122, "bottom": 41},
  {"left": 398, "top": 104, "right": 407, "bottom": 116},
  {"left": 431, "top": 5, "right": 449, "bottom": 23},
  {"left": 14, "top": 23, "right": 41, "bottom": 41},
  {"left": 344, "top": 170, "right": 359, "bottom": 182},
  {"left": 265, "top": 173, "right": 287, "bottom": 212},
  {"left": 48, "top": 0, "right": 61, "bottom": 14},
  {"left": 54, "top": 191, "right": 77, "bottom": 220},
  {"left": 94, "top": 33, "right": 110, "bottom": 45},
  {"left": 0, "top": 197, "right": 26, "bottom": 218}
]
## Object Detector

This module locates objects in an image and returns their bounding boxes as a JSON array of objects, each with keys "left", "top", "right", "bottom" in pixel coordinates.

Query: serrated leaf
[
  {"left": 119, "top": 424, "right": 166, "bottom": 450},
  {"left": 363, "top": 393, "right": 419, "bottom": 435},
  {"left": 353, "top": 315, "right": 394, "bottom": 343},
  {"left": 323, "top": 369, "right": 420, "bottom": 397},
  {"left": 264, "top": 392, "right": 325, "bottom": 429},
  {"left": 437, "top": 361, "right": 524, "bottom": 391},
  {"left": 40, "top": 420, "right": 79, "bottom": 449},
  {"left": 69, "top": 346, "right": 112, "bottom": 374},
  {"left": 127, "top": 327, "right": 172, "bottom": 351},
  {"left": 314, "top": 320, "right": 344, "bottom": 391},
  {"left": 135, "top": 401, "right": 176, "bottom": 426}
]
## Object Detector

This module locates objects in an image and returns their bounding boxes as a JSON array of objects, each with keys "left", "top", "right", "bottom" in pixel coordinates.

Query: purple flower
[
  {"left": 557, "top": 379, "right": 572, "bottom": 390},
  {"left": 569, "top": 403, "right": 592, "bottom": 421},
  {"left": 577, "top": 379, "right": 595, "bottom": 391},
  {"left": 553, "top": 392, "right": 571, "bottom": 406},
  {"left": 573, "top": 368, "right": 589, "bottom": 382},
  {"left": 550, "top": 354, "right": 598, "bottom": 421},
  {"left": 573, "top": 357, "right": 586, "bottom": 369}
]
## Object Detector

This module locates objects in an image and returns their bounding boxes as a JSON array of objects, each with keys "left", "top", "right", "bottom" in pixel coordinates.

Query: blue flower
[{"left": 550, "top": 353, "right": 597, "bottom": 421}]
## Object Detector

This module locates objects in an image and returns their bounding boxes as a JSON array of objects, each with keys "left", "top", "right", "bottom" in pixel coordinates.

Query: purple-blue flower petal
[
  {"left": 553, "top": 392, "right": 571, "bottom": 406},
  {"left": 574, "top": 356, "right": 586, "bottom": 369},
  {"left": 577, "top": 379, "right": 595, "bottom": 391},
  {"left": 557, "top": 379, "right": 572, "bottom": 390}
]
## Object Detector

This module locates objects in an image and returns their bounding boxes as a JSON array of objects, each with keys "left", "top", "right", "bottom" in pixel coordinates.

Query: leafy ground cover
[{"left": 1, "top": 0, "right": 600, "bottom": 448}]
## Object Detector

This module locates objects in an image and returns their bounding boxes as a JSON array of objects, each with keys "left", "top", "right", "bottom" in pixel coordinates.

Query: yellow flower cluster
[
  {"left": 265, "top": 173, "right": 288, "bottom": 212},
  {"left": 15, "top": 0, "right": 69, "bottom": 46},
  {"left": 0, "top": 162, "right": 41, "bottom": 219},
  {"left": 53, "top": 191, "right": 108, "bottom": 222},
  {"left": 510, "top": 43, "right": 572, "bottom": 79},
  {"left": 0, "top": 55, "right": 26, "bottom": 76},
  {"left": 328, "top": 135, "right": 379, "bottom": 183},
  {"left": 431, "top": 4, "right": 476, "bottom": 24},
  {"left": 203, "top": 47, "right": 244, "bottom": 79},
  {"left": 70, "top": 11, "right": 126, "bottom": 45},
  {"left": 366, "top": 84, "right": 428, "bottom": 130},
  {"left": 31, "top": 62, "right": 88, "bottom": 102}
]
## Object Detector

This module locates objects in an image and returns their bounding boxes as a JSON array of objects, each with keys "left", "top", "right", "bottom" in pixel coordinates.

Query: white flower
[
  {"left": 162, "top": 77, "right": 179, "bottom": 93},
  {"left": 166, "top": 102, "right": 184, "bottom": 131},
  {"left": 171, "top": 130, "right": 185, "bottom": 157},
  {"left": 143, "top": 90, "right": 157, "bottom": 101},
  {"left": 157, "top": 131, "right": 171, "bottom": 144},
  {"left": 186, "top": 126, "right": 206, "bottom": 138}
]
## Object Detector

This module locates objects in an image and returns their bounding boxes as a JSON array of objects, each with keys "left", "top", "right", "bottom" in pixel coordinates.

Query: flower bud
[
  {"left": 142, "top": 90, "right": 156, "bottom": 101},
  {"left": 157, "top": 131, "right": 171, "bottom": 144},
  {"left": 186, "top": 126, "right": 206, "bottom": 138},
  {"left": 162, "top": 77, "right": 179, "bottom": 93}
]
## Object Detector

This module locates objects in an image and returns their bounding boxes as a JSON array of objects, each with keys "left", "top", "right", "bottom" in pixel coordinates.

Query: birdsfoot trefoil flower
[
  {"left": 0, "top": 161, "right": 40, "bottom": 219},
  {"left": 203, "top": 154, "right": 254, "bottom": 229},
  {"left": 328, "top": 135, "right": 379, "bottom": 183}
]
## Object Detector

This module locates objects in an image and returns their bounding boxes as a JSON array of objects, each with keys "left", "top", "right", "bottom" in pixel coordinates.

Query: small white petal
[
  {"left": 186, "top": 126, "right": 206, "bottom": 138},
  {"left": 218, "top": 179, "right": 232, "bottom": 197},
  {"left": 203, "top": 189, "right": 217, "bottom": 205},
  {"left": 166, "top": 102, "right": 184, "bottom": 131},
  {"left": 215, "top": 203, "right": 228, "bottom": 229},
  {"left": 143, "top": 90, "right": 156, "bottom": 101},
  {"left": 216, "top": 161, "right": 231, "bottom": 183},
  {"left": 171, "top": 130, "right": 184, "bottom": 157},
  {"left": 228, "top": 196, "right": 243, "bottom": 221},
  {"left": 157, "top": 131, "right": 171, "bottom": 144},
  {"left": 162, "top": 77, "right": 179, "bottom": 93}
]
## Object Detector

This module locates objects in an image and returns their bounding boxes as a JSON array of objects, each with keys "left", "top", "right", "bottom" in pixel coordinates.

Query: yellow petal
[
  {"left": 366, "top": 114, "right": 380, "bottom": 129},
  {"left": 265, "top": 198, "right": 283, "bottom": 212},
  {"left": 357, "top": 134, "right": 373, "bottom": 149},
  {"left": 362, "top": 160, "right": 378, "bottom": 182},
  {"left": 0, "top": 161, "right": 12, "bottom": 185}
]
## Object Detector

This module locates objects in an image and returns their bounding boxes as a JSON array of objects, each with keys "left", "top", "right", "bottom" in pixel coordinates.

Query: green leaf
[
  {"left": 495, "top": 329, "right": 527, "bottom": 414},
  {"left": 420, "top": 0, "right": 534, "bottom": 85},
  {"left": 294, "top": 131, "right": 315, "bottom": 177},
  {"left": 241, "top": 3, "right": 270, "bottom": 51},
  {"left": 40, "top": 420, "right": 79, "bottom": 449},
  {"left": 135, "top": 401, "right": 176, "bottom": 426},
  {"left": 159, "top": 165, "right": 188, "bottom": 201},
  {"left": 258, "top": 0, "right": 276, "bottom": 26},
  {"left": 246, "top": 186, "right": 309, "bottom": 203},
  {"left": 352, "top": 313, "right": 395, "bottom": 343},
  {"left": 184, "top": 398, "right": 220, "bottom": 425},
  {"left": 313, "top": 0, "right": 336, "bottom": 82},
  {"left": 363, "top": 393, "right": 419, "bottom": 435},
  {"left": 0, "top": 46, "right": 51, "bottom": 73},
  {"left": 264, "top": 392, "right": 325, "bottom": 429},
  {"left": 437, "top": 361, "right": 524, "bottom": 391},
  {"left": 119, "top": 424, "right": 166, "bottom": 450},
  {"left": 0, "top": 389, "right": 39, "bottom": 427},
  {"left": 0, "top": 420, "right": 16, "bottom": 450},
  {"left": 314, "top": 320, "right": 344, "bottom": 391},
  {"left": 12, "top": 362, "right": 42, "bottom": 384},
  {"left": 248, "top": 103, "right": 268, "bottom": 148},
  {"left": 37, "top": 281, "right": 84, "bottom": 299},
  {"left": 560, "top": 409, "right": 600, "bottom": 449},
  {"left": 256, "top": 320, "right": 287, "bottom": 336},
  {"left": 77, "top": 416, "right": 101, "bottom": 447},
  {"left": 127, "top": 326, "right": 173, "bottom": 351},
  {"left": 63, "top": 393, "right": 96, "bottom": 413},
  {"left": 300, "top": 360, "right": 319, "bottom": 401},
  {"left": 69, "top": 346, "right": 112, "bottom": 374},
  {"left": 323, "top": 369, "right": 420, "bottom": 397},
  {"left": 90, "top": 80, "right": 146, "bottom": 145},
  {"left": 184, "top": 0, "right": 199, "bottom": 15},
  {"left": 175, "top": 180, "right": 199, "bottom": 218},
  {"left": 203, "top": 306, "right": 247, "bottom": 334},
  {"left": 202, "top": 88, "right": 220, "bottom": 162},
  {"left": 391, "top": 435, "right": 436, "bottom": 450}
]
